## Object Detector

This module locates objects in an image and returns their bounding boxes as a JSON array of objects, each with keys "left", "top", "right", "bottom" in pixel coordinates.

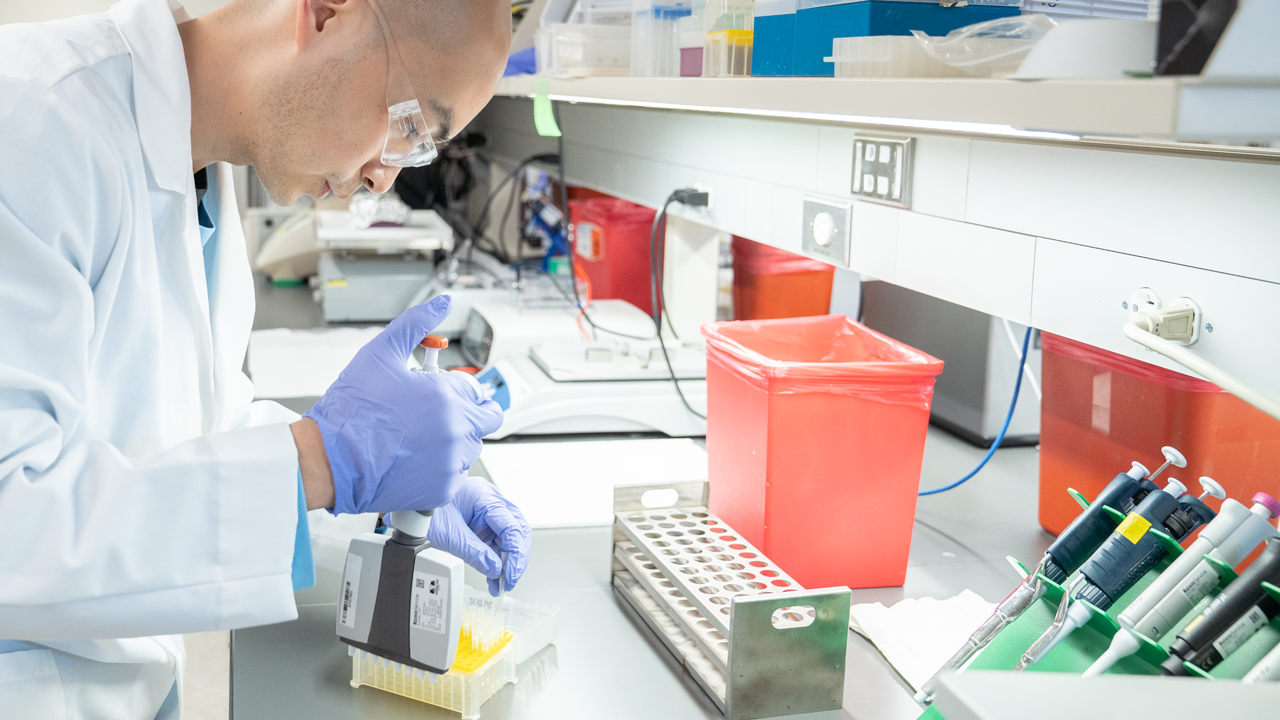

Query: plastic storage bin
[
  {"left": 752, "top": 0, "right": 798, "bottom": 75},
  {"left": 792, "top": 0, "right": 1020, "bottom": 76},
  {"left": 569, "top": 198, "right": 659, "bottom": 315},
  {"left": 701, "top": 0, "right": 754, "bottom": 76},
  {"left": 731, "top": 236, "right": 834, "bottom": 320},
  {"left": 631, "top": 0, "right": 695, "bottom": 76},
  {"left": 535, "top": 23, "right": 632, "bottom": 77},
  {"left": 825, "top": 35, "right": 966, "bottom": 77},
  {"left": 703, "top": 29, "right": 754, "bottom": 75},
  {"left": 1039, "top": 332, "right": 1280, "bottom": 537},
  {"left": 703, "top": 315, "right": 943, "bottom": 589}
]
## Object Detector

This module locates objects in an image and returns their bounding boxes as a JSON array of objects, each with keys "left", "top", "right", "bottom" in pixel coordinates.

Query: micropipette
[{"left": 1085, "top": 489, "right": 1279, "bottom": 677}]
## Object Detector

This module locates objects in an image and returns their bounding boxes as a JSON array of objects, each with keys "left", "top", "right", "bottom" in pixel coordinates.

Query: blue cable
[{"left": 919, "top": 325, "right": 1033, "bottom": 496}]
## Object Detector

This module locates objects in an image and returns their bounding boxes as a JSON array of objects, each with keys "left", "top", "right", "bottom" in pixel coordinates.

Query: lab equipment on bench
[
  {"left": 404, "top": 243, "right": 517, "bottom": 338},
  {"left": 631, "top": 0, "right": 694, "bottom": 76},
  {"left": 476, "top": 338, "right": 708, "bottom": 438},
  {"left": 1085, "top": 490, "right": 1280, "bottom": 677},
  {"left": 916, "top": 448, "right": 1180, "bottom": 703},
  {"left": 460, "top": 298, "right": 655, "bottom": 370},
  {"left": 1013, "top": 476, "right": 1218, "bottom": 671},
  {"left": 611, "top": 481, "right": 851, "bottom": 719},
  {"left": 255, "top": 208, "right": 453, "bottom": 284},
  {"left": 1162, "top": 537, "right": 1280, "bottom": 676}
]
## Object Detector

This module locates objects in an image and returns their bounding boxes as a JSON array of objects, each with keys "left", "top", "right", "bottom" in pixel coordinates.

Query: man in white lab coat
[{"left": 0, "top": 0, "right": 524, "bottom": 717}]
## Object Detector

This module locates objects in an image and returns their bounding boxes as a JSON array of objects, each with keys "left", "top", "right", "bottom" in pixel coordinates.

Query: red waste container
[
  {"left": 731, "top": 236, "right": 834, "bottom": 320},
  {"left": 1040, "top": 332, "right": 1280, "bottom": 537},
  {"left": 702, "top": 314, "right": 944, "bottom": 589},
  {"left": 569, "top": 198, "right": 657, "bottom": 315}
]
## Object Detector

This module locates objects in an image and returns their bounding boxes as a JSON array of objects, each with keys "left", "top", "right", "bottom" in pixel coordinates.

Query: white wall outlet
[
  {"left": 802, "top": 198, "right": 851, "bottom": 266},
  {"left": 852, "top": 135, "right": 914, "bottom": 209}
]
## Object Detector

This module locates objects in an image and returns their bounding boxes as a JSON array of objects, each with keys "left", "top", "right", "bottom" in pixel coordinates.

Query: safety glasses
[{"left": 366, "top": 0, "right": 438, "bottom": 167}]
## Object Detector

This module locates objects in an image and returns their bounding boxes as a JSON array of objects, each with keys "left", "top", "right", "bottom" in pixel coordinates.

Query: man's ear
[{"left": 295, "top": 0, "right": 351, "bottom": 51}]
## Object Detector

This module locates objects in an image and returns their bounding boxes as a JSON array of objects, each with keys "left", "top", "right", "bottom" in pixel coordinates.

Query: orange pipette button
[{"left": 420, "top": 335, "right": 449, "bottom": 349}]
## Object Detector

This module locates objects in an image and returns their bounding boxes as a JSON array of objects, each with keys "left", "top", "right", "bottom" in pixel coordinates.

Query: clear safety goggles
[{"left": 367, "top": 0, "right": 438, "bottom": 167}]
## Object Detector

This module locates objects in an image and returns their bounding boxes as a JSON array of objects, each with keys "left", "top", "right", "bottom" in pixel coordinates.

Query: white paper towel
[
  {"left": 247, "top": 326, "right": 385, "bottom": 398},
  {"left": 849, "top": 590, "right": 996, "bottom": 691},
  {"left": 480, "top": 439, "right": 709, "bottom": 528}
]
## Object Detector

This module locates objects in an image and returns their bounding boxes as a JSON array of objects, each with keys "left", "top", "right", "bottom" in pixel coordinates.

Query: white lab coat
[{"left": 0, "top": 0, "right": 302, "bottom": 717}]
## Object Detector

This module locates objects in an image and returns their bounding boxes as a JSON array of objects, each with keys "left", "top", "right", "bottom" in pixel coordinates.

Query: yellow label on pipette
[{"left": 1116, "top": 512, "right": 1152, "bottom": 544}]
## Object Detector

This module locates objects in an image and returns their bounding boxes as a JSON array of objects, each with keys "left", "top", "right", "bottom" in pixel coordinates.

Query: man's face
[{"left": 251, "top": 0, "right": 505, "bottom": 206}]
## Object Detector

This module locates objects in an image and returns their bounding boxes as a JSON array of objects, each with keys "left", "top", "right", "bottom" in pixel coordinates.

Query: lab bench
[{"left": 230, "top": 426, "right": 1047, "bottom": 720}]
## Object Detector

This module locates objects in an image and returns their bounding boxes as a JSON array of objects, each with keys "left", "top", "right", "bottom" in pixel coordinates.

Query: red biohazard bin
[
  {"left": 702, "top": 314, "right": 944, "bottom": 589},
  {"left": 568, "top": 198, "right": 658, "bottom": 315},
  {"left": 1040, "top": 332, "right": 1280, "bottom": 536},
  {"left": 731, "top": 236, "right": 835, "bottom": 320}
]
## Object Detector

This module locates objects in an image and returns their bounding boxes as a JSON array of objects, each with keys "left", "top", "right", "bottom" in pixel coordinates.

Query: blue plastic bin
[
  {"left": 751, "top": 0, "right": 798, "bottom": 76},
  {"left": 792, "top": 0, "right": 1020, "bottom": 76}
]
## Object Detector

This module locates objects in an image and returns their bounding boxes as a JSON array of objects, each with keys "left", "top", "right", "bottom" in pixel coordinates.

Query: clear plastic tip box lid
[{"left": 351, "top": 588, "right": 559, "bottom": 720}]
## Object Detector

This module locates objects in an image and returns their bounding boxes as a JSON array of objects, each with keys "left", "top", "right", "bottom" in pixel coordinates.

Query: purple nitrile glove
[
  {"left": 428, "top": 476, "right": 532, "bottom": 597},
  {"left": 304, "top": 295, "right": 504, "bottom": 515}
]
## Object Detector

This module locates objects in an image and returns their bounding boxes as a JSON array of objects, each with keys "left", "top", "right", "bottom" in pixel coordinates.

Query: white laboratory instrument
[
  {"left": 459, "top": 298, "right": 655, "bottom": 369},
  {"left": 477, "top": 338, "right": 708, "bottom": 439},
  {"left": 404, "top": 244, "right": 518, "bottom": 338},
  {"left": 256, "top": 209, "right": 454, "bottom": 282}
]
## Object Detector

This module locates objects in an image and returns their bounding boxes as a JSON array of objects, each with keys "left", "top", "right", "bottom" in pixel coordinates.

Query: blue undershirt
[{"left": 196, "top": 168, "right": 314, "bottom": 592}]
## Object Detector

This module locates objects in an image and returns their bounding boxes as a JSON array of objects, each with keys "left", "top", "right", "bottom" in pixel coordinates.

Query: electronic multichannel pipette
[
  {"left": 1085, "top": 490, "right": 1280, "bottom": 677},
  {"left": 915, "top": 447, "right": 1184, "bottom": 704},
  {"left": 1012, "top": 475, "right": 1219, "bottom": 671},
  {"left": 1161, "top": 537, "right": 1280, "bottom": 676},
  {"left": 334, "top": 334, "right": 492, "bottom": 681}
]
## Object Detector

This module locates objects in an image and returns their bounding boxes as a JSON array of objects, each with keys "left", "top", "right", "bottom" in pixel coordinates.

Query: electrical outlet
[
  {"left": 851, "top": 135, "right": 914, "bottom": 209},
  {"left": 802, "top": 197, "right": 850, "bottom": 266}
]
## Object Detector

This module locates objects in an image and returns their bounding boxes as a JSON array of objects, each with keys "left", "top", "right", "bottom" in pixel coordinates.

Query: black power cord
[
  {"left": 550, "top": 102, "right": 708, "bottom": 419},
  {"left": 649, "top": 189, "right": 710, "bottom": 420}
]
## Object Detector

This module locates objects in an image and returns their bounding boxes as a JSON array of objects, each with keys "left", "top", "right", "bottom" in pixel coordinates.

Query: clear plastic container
[
  {"left": 700, "top": 0, "right": 754, "bottom": 76},
  {"left": 464, "top": 586, "right": 560, "bottom": 665},
  {"left": 703, "top": 29, "right": 754, "bottom": 76},
  {"left": 536, "top": 23, "right": 632, "bottom": 77},
  {"left": 824, "top": 35, "right": 967, "bottom": 77},
  {"left": 578, "top": 0, "right": 636, "bottom": 24},
  {"left": 351, "top": 589, "right": 560, "bottom": 719},
  {"left": 631, "top": 0, "right": 695, "bottom": 76},
  {"left": 351, "top": 639, "right": 514, "bottom": 720},
  {"left": 678, "top": 12, "right": 706, "bottom": 76}
]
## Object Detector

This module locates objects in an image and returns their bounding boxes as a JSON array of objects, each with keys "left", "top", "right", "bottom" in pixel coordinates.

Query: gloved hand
[
  {"left": 427, "top": 476, "right": 531, "bottom": 596},
  {"left": 304, "top": 295, "right": 504, "bottom": 515}
]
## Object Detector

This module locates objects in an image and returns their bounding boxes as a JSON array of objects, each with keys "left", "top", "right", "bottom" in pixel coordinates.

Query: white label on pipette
[
  {"left": 411, "top": 571, "right": 448, "bottom": 634},
  {"left": 340, "top": 553, "right": 363, "bottom": 629},
  {"left": 1212, "top": 605, "right": 1268, "bottom": 658},
  {"left": 1179, "top": 563, "right": 1220, "bottom": 600}
]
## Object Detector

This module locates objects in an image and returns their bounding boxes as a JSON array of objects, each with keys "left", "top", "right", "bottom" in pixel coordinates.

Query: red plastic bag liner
[
  {"left": 702, "top": 314, "right": 943, "bottom": 589},
  {"left": 1042, "top": 331, "right": 1221, "bottom": 393}
]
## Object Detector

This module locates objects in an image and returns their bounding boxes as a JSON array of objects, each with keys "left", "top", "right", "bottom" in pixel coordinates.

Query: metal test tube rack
[{"left": 611, "top": 481, "right": 852, "bottom": 720}]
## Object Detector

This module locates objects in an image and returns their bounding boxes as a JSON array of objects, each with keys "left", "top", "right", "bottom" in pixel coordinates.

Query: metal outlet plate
[
  {"left": 852, "top": 135, "right": 914, "bottom": 208},
  {"left": 801, "top": 198, "right": 851, "bottom": 266},
  {"left": 615, "top": 542, "right": 730, "bottom": 672},
  {"left": 614, "top": 507, "right": 802, "bottom": 637}
]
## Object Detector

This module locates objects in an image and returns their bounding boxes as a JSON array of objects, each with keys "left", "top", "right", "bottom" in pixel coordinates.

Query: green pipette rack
[{"left": 918, "top": 490, "right": 1280, "bottom": 720}]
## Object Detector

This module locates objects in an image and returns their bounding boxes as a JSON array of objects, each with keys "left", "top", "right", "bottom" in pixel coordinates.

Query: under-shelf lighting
[{"left": 526, "top": 92, "right": 1082, "bottom": 142}]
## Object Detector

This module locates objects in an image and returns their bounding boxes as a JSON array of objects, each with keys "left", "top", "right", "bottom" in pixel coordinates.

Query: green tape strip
[{"left": 533, "top": 78, "right": 562, "bottom": 138}]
